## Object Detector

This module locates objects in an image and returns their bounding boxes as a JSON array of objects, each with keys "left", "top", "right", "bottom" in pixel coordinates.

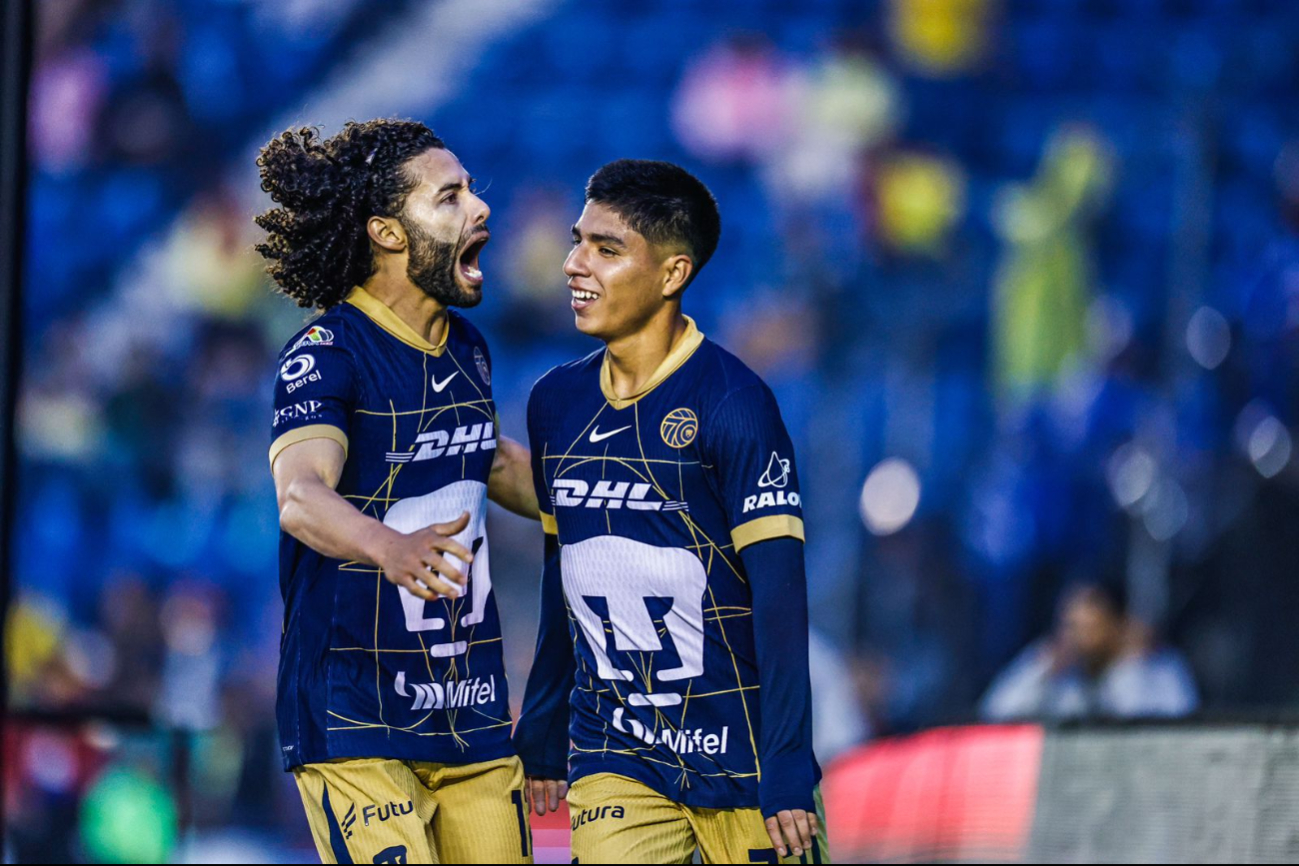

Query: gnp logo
[
  {"left": 742, "top": 451, "right": 801, "bottom": 514},
  {"left": 274, "top": 400, "right": 324, "bottom": 428},
  {"left": 280, "top": 354, "right": 322, "bottom": 393},
  {"left": 386, "top": 423, "right": 496, "bottom": 463},
  {"left": 551, "top": 479, "right": 688, "bottom": 512}
]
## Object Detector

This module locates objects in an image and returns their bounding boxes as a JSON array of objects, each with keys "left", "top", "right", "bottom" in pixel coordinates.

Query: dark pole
[{"left": 0, "top": 0, "right": 32, "bottom": 724}]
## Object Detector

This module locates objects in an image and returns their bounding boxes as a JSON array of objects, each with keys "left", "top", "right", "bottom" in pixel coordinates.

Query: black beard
[{"left": 406, "top": 222, "right": 480, "bottom": 308}]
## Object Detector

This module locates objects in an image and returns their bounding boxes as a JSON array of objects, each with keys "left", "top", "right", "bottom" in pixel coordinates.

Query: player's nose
[
  {"left": 563, "top": 245, "right": 588, "bottom": 278},
  {"left": 470, "top": 193, "right": 490, "bottom": 226}
]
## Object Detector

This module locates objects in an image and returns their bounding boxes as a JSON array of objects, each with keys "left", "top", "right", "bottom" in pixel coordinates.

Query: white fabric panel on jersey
[
  {"left": 561, "top": 535, "right": 707, "bottom": 700},
  {"left": 381, "top": 479, "right": 493, "bottom": 656}
]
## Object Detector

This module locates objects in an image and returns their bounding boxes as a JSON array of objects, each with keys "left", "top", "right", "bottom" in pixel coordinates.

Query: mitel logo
[
  {"left": 274, "top": 400, "right": 324, "bottom": 427},
  {"left": 612, "top": 708, "right": 729, "bottom": 755},
  {"left": 394, "top": 671, "right": 498, "bottom": 711},
  {"left": 281, "top": 354, "right": 322, "bottom": 393},
  {"left": 572, "top": 805, "right": 625, "bottom": 831},
  {"left": 386, "top": 423, "right": 496, "bottom": 463},
  {"left": 551, "top": 479, "right": 687, "bottom": 512}
]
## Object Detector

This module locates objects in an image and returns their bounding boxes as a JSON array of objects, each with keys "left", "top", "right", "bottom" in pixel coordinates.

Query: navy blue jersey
[
  {"left": 270, "top": 287, "right": 512, "bottom": 771},
  {"left": 517, "top": 317, "right": 820, "bottom": 811}
]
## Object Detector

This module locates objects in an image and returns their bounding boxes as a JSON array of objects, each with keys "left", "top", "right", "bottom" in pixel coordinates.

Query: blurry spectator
[
  {"left": 980, "top": 582, "right": 1199, "bottom": 722},
  {"left": 671, "top": 34, "right": 795, "bottom": 164},
  {"left": 992, "top": 126, "right": 1113, "bottom": 400}
]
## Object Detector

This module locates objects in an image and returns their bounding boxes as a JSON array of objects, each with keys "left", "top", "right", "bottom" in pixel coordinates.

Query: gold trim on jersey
[
  {"left": 730, "top": 514, "right": 805, "bottom": 552},
  {"left": 599, "top": 316, "right": 705, "bottom": 409},
  {"left": 541, "top": 511, "right": 558, "bottom": 535},
  {"left": 345, "top": 286, "right": 450, "bottom": 356},
  {"left": 269, "top": 424, "right": 349, "bottom": 470}
]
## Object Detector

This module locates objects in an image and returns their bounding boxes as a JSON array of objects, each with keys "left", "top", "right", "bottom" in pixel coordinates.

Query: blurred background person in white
[{"left": 981, "top": 581, "right": 1198, "bottom": 723}]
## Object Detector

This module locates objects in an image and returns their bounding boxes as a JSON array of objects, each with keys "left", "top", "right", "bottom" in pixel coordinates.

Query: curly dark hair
[{"left": 254, "top": 119, "right": 445, "bottom": 310}]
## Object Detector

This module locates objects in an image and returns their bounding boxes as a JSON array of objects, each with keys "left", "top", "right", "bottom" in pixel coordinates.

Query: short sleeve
[
  {"left": 526, "top": 384, "right": 557, "bottom": 536},
  {"left": 269, "top": 342, "right": 359, "bottom": 471},
  {"left": 703, "top": 384, "right": 805, "bottom": 552}
]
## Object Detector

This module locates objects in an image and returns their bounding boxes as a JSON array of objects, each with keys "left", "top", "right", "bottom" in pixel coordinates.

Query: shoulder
[
  {"left": 694, "top": 338, "right": 776, "bottom": 416},
  {"left": 531, "top": 347, "right": 603, "bottom": 400},
  {"left": 527, "top": 348, "right": 602, "bottom": 429},
  {"left": 276, "top": 306, "right": 356, "bottom": 363}
]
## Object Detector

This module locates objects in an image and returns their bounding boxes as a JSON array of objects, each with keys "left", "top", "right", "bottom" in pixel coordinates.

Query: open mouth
[{"left": 458, "top": 232, "right": 489, "bottom": 286}]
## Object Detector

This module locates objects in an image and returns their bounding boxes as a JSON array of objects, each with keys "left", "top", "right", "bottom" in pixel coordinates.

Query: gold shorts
[
  {"left": 293, "top": 755, "right": 532, "bottom": 864},
  {"left": 567, "top": 773, "right": 830, "bottom": 865}
]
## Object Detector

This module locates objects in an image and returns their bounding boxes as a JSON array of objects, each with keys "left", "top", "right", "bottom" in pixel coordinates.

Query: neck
[
  {"left": 605, "top": 305, "right": 687, "bottom": 400},
  {"left": 361, "top": 265, "right": 448, "bottom": 347}
]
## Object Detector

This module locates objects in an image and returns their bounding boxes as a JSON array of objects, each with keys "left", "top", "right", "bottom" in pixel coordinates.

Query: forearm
[
  {"left": 489, "top": 435, "right": 541, "bottom": 520},
  {"left": 279, "top": 473, "right": 399, "bottom": 565},
  {"left": 514, "top": 534, "right": 574, "bottom": 778},
  {"left": 741, "top": 536, "right": 819, "bottom": 817}
]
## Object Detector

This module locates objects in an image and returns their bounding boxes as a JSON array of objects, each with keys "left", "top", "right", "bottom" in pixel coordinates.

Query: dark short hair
[
  {"left": 255, "top": 119, "right": 445, "bottom": 311},
  {"left": 585, "top": 159, "right": 721, "bottom": 287}
]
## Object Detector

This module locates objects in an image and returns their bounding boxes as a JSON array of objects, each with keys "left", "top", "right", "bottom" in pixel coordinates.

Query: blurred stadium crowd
[{"left": 8, "top": 0, "right": 1299, "bottom": 859}]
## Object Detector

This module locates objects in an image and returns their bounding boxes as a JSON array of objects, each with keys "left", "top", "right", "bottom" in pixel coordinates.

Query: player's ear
[
  {"left": 662, "top": 253, "right": 693, "bottom": 300},
  {"left": 368, "top": 215, "right": 406, "bottom": 253}
]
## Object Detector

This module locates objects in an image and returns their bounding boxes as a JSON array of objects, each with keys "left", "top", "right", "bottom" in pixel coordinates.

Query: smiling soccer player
[
  {"left": 257, "top": 119, "right": 538, "bottom": 864},
  {"left": 514, "top": 160, "right": 829, "bottom": 864}
]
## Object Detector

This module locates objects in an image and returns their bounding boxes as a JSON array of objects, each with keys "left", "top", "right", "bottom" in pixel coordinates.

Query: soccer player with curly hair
[{"left": 258, "top": 118, "right": 538, "bottom": 864}]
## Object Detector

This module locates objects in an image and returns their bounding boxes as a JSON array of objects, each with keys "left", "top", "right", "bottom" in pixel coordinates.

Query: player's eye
[
  {"left": 570, "top": 237, "right": 581, "bottom": 246},
  {"left": 443, "top": 193, "right": 458, "bottom": 205},
  {"left": 600, "top": 247, "right": 616, "bottom": 257}
]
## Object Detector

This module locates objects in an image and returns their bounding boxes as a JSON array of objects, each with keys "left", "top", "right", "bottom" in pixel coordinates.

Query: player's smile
[{"left": 569, "top": 278, "right": 599, "bottom": 312}]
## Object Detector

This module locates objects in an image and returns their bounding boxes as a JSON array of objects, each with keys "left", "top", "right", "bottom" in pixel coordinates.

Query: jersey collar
[
  {"left": 344, "top": 286, "right": 450, "bottom": 356},
  {"left": 600, "top": 316, "right": 705, "bottom": 410}
]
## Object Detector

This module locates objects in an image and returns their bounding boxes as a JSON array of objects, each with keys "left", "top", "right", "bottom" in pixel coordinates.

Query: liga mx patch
[{"left": 291, "top": 326, "right": 334, "bottom": 352}]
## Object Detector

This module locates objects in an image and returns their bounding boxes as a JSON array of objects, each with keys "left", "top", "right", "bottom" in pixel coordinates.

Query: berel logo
[
  {"left": 280, "top": 354, "right": 322, "bottom": 393},
  {"left": 274, "top": 400, "right": 324, "bottom": 427},
  {"left": 386, "top": 423, "right": 496, "bottom": 463},
  {"left": 551, "top": 479, "right": 688, "bottom": 512}
]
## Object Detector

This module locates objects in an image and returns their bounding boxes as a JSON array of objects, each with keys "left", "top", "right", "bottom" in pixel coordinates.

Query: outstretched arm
[{"left": 488, "top": 434, "right": 541, "bottom": 520}]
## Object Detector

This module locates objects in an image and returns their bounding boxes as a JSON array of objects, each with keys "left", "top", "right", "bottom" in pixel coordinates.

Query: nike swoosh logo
[
  {"left": 589, "top": 425, "right": 631, "bottom": 443},
  {"left": 431, "top": 372, "right": 458, "bottom": 393}
]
